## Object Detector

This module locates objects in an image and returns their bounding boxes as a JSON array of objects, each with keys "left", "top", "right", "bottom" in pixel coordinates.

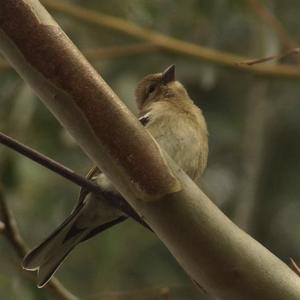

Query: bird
[{"left": 22, "top": 65, "right": 209, "bottom": 287}]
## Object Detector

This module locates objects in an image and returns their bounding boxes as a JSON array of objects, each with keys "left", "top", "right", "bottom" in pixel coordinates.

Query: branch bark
[
  {"left": 0, "top": 0, "right": 180, "bottom": 201},
  {"left": 1, "top": 1, "right": 300, "bottom": 299}
]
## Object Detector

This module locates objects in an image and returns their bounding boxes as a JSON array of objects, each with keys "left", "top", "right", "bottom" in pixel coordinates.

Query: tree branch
[
  {"left": 0, "top": 132, "right": 102, "bottom": 195},
  {"left": 237, "top": 48, "right": 300, "bottom": 66},
  {"left": 41, "top": 0, "right": 300, "bottom": 78},
  {"left": 0, "top": 1, "right": 181, "bottom": 201},
  {"left": 0, "top": 131, "right": 148, "bottom": 227},
  {"left": 1, "top": 1, "right": 300, "bottom": 299},
  {"left": 0, "top": 185, "right": 79, "bottom": 300}
]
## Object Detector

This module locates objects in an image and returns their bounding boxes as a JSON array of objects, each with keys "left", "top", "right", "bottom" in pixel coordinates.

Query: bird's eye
[{"left": 148, "top": 84, "right": 156, "bottom": 94}]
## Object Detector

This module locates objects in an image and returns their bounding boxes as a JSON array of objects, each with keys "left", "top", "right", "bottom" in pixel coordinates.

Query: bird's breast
[{"left": 144, "top": 103, "right": 207, "bottom": 180}]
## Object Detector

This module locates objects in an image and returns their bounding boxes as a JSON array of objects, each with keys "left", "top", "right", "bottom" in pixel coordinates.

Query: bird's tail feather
[{"left": 22, "top": 205, "right": 90, "bottom": 287}]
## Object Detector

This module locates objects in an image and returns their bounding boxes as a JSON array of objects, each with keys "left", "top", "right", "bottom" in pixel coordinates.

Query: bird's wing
[
  {"left": 68, "top": 166, "right": 101, "bottom": 215},
  {"left": 76, "top": 166, "right": 152, "bottom": 232},
  {"left": 78, "top": 166, "right": 101, "bottom": 204}
]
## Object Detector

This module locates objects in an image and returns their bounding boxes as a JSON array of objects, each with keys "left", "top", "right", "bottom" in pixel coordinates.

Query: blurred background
[{"left": 1, "top": 0, "right": 300, "bottom": 299}]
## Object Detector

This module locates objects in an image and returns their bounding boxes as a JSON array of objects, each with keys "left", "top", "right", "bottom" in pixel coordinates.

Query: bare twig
[
  {"left": 237, "top": 48, "right": 300, "bottom": 66},
  {"left": 41, "top": 0, "right": 300, "bottom": 78},
  {"left": 0, "top": 131, "right": 149, "bottom": 227},
  {"left": 0, "top": 186, "right": 28, "bottom": 257},
  {"left": 0, "top": 185, "right": 79, "bottom": 300},
  {"left": 0, "top": 132, "right": 102, "bottom": 195},
  {"left": 47, "top": 279, "right": 80, "bottom": 300}
]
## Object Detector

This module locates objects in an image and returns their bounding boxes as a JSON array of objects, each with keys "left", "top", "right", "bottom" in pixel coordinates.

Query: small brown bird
[{"left": 22, "top": 65, "right": 208, "bottom": 287}]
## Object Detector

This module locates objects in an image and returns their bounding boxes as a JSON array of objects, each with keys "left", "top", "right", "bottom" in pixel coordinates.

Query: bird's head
[{"left": 135, "top": 65, "right": 189, "bottom": 110}]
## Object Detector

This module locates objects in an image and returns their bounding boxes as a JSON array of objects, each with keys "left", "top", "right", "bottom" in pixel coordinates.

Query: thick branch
[
  {"left": 0, "top": 0, "right": 180, "bottom": 201},
  {"left": 1, "top": 1, "right": 300, "bottom": 299},
  {"left": 41, "top": 0, "right": 300, "bottom": 78}
]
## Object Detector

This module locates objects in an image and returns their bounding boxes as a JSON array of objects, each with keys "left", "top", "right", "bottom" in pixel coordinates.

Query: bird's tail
[{"left": 22, "top": 204, "right": 89, "bottom": 288}]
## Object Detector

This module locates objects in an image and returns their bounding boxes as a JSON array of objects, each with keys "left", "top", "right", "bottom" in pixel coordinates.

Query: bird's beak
[{"left": 161, "top": 64, "right": 176, "bottom": 84}]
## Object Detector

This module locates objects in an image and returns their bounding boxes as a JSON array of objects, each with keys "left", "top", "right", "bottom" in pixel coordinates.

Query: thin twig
[
  {"left": 0, "top": 132, "right": 150, "bottom": 229},
  {"left": 0, "top": 132, "right": 102, "bottom": 195},
  {"left": 0, "top": 187, "right": 28, "bottom": 257},
  {"left": 0, "top": 185, "right": 79, "bottom": 300},
  {"left": 41, "top": 0, "right": 300, "bottom": 78},
  {"left": 237, "top": 48, "right": 300, "bottom": 66}
]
